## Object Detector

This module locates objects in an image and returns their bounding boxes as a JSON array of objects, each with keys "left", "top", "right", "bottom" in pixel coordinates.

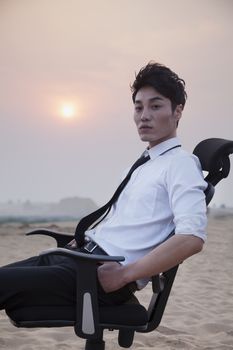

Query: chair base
[{"left": 85, "top": 339, "right": 105, "bottom": 350}]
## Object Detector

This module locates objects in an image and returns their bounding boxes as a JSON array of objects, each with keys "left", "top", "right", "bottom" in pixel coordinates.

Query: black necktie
[{"left": 75, "top": 153, "right": 150, "bottom": 246}]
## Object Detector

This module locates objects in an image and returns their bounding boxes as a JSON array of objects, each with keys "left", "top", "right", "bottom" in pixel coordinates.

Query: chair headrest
[{"left": 193, "top": 138, "right": 233, "bottom": 186}]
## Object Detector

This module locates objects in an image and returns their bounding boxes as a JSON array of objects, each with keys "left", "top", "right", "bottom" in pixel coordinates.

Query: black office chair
[{"left": 6, "top": 138, "right": 233, "bottom": 350}]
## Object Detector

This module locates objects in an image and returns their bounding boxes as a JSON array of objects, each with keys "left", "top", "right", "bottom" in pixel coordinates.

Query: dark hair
[{"left": 131, "top": 62, "right": 187, "bottom": 110}]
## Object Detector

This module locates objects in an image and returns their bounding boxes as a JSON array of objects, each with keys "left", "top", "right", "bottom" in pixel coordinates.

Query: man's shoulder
[
  {"left": 165, "top": 147, "right": 204, "bottom": 184},
  {"left": 168, "top": 147, "right": 201, "bottom": 167}
]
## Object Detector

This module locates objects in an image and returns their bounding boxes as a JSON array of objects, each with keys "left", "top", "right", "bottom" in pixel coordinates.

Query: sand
[{"left": 0, "top": 216, "right": 233, "bottom": 349}]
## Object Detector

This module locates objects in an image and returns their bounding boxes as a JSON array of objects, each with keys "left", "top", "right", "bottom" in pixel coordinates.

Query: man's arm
[{"left": 97, "top": 234, "right": 203, "bottom": 293}]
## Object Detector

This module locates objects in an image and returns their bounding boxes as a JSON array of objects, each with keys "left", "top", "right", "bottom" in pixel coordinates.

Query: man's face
[{"left": 134, "top": 86, "right": 182, "bottom": 148}]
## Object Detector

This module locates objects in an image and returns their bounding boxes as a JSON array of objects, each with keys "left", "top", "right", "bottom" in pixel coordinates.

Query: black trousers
[{"left": 0, "top": 252, "right": 135, "bottom": 312}]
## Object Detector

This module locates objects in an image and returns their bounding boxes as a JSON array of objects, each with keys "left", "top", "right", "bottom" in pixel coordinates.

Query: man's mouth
[{"left": 139, "top": 125, "right": 152, "bottom": 130}]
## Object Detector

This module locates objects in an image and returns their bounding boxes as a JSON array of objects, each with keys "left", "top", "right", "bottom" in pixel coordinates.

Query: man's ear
[{"left": 174, "top": 104, "right": 183, "bottom": 122}]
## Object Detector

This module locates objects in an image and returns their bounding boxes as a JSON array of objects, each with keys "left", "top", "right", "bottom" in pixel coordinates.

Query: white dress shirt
[{"left": 86, "top": 137, "right": 207, "bottom": 287}]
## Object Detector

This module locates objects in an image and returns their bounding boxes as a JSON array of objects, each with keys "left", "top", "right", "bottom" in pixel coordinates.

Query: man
[{"left": 0, "top": 62, "right": 207, "bottom": 310}]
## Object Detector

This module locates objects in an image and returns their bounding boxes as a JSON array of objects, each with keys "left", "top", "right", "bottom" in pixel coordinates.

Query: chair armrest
[
  {"left": 40, "top": 248, "right": 125, "bottom": 340},
  {"left": 151, "top": 274, "right": 165, "bottom": 293},
  {"left": 39, "top": 247, "right": 125, "bottom": 262},
  {"left": 26, "top": 229, "right": 73, "bottom": 247}
]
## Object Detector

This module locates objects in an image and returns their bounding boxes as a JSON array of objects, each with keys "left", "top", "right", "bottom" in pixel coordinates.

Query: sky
[{"left": 0, "top": 0, "right": 233, "bottom": 207}]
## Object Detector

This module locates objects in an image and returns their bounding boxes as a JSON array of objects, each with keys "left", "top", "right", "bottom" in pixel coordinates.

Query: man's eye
[
  {"left": 135, "top": 106, "right": 142, "bottom": 112},
  {"left": 151, "top": 105, "right": 160, "bottom": 110}
]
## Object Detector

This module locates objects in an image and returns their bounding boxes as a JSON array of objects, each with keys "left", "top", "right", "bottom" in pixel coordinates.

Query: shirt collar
[{"left": 146, "top": 137, "right": 181, "bottom": 160}]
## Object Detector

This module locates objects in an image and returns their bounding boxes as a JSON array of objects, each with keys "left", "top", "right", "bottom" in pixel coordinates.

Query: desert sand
[{"left": 0, "top": 215, "right": 233, "bottom": 349}]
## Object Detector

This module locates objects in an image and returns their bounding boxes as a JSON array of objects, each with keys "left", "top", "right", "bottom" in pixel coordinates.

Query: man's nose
[{"left": 141, "top": 108, "right": 151, "bottom": 121}]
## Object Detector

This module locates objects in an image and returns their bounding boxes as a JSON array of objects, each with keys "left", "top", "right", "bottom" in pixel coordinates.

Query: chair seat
[{"left": 7, "top": 303, "right": 148, "bottom": 329}]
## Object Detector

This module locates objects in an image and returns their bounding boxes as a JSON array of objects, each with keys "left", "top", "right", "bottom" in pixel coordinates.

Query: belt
[{"left": 82, "top": 240, "right": 108, "bottom": 255}]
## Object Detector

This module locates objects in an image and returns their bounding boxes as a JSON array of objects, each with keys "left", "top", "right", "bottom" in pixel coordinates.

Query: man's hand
[{"left": 97, "top": 262, "right": 127, "bottom": 293}]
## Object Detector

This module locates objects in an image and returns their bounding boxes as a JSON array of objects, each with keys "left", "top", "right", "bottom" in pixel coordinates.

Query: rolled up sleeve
[{"left": 166, "top": 154, "right": 208, "bottom": 242}]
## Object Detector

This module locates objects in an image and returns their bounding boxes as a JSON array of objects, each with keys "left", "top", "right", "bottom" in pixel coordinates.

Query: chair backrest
[
  {"left": 193, "top": 138, "right": 233, "bottom": 186},
  {"left": 139, "top": 137, "right": 233, "bottom": 334}
]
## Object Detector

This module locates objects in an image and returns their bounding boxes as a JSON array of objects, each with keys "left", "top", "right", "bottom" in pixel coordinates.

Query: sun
[
  {"left": 54, "top": 99, "right": 82, "bottom": 121},
  {"left": 61, "top": 104, "right": 75, "bottom": 119}
]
